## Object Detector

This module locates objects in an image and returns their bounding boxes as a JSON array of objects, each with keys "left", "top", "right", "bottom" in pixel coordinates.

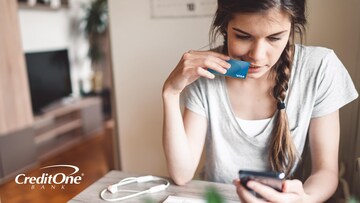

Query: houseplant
[{"left": 82, "top": 0, "right": 108, "bottom": 93}]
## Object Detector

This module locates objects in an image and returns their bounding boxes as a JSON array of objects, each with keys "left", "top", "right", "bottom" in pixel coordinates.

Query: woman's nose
[{"left": 248, "top": 40, "right": 267, "bottom": 62}]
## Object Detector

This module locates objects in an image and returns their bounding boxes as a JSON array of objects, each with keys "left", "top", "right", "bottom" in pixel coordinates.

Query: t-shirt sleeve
[
  {"left": 183, "top": 80, "right": 207, "bottom": 117},
  {"left": 311, "top": 50, "right": 358, "bottom": 118}
]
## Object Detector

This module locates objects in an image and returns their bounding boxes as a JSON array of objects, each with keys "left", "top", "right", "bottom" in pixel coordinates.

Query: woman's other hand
[
  {"left": 233, "top": 179, "right": 314, "bottom": 203},
  {"left": 163, "top": 50, "right": 230, "bottom": 96}
]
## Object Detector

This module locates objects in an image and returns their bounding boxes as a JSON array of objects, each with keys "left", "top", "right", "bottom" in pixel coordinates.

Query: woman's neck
[{"left": 225, "top": 74, "right": 277, "bottom": 119}]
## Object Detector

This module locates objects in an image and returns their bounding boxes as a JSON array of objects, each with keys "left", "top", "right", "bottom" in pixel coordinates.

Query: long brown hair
[{"left": 210, "top": 0, "right": 307, "bottom": 176}]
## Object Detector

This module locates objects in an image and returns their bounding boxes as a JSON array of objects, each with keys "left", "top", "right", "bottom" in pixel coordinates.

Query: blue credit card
[{"left": 208, "top": 59, "right": 250, "bottom": 79}]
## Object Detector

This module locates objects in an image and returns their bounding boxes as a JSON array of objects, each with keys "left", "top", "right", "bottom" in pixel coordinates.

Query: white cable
[
  {"left": 100, "top": 188, "right": 149, "bottom": 202},
  {"left": 100, "top": 175, "right": 170, "bottom": 202},
  {"left": 119, "top": 177, "right": 137, "bottom": 183}
]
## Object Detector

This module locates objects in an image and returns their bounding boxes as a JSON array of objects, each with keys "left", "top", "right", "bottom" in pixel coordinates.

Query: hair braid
[{"left": 269, "top": 42, "right": 298, "bottom": 177}]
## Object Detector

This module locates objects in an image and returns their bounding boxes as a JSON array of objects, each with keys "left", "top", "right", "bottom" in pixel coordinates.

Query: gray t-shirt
[{"left": 183, "top": 44, "right": 358, "bottom": 183}]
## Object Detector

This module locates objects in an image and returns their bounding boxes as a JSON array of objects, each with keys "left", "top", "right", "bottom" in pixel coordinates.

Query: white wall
[
  {"left": 19, "top": 9, "right": 70, "bottom": 52},
  {"left": 108, "top": 0, "right": 215, "bottom": 176},
  {"left": 306, "top": 0, "right": 360, "bottom": 196}
]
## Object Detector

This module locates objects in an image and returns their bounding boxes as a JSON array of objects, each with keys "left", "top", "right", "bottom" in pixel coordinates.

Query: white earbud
[{"left": 107, "top": 184, "right": 118, "bottom": 194}]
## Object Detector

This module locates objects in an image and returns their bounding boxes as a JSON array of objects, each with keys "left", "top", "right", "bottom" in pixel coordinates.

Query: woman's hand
[
  {"left": 163, "top": 50, "right": 230, "bottom": 96},
  {"left": 233, "top": 179, "right": 314, "bottom": 203}
]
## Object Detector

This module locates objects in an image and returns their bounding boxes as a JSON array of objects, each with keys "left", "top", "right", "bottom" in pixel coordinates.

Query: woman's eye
[
  {"left": 235, "top": 35, "right": 251, "bottom": 40},
  {"left": 268, "top": 37, "right": 281, "bottom": 41}
]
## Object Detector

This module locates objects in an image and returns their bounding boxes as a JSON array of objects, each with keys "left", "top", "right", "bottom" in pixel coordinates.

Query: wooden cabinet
[
  {"left": 33, "top": 97, "right": 103, "bottom": 160},
  {"left": 0, "top": 97, "right": 103, "bottom": 182},
  {"left": 0, "top": 127, "right": 37, "bottom": 183}
]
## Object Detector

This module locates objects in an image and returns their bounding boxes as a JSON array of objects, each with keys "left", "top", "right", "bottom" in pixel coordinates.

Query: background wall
[
  {"left": 109, "top": 0, "right": 360, "bottom": 196},
  {"left": 108, "top": 0, "right": 216, "bottom": 176},
  {"left": 306, "top": 0, "right": 360, "bottom": 196},
  {"left": 19, "top": 9, "right": 70, "bottom": 52}
]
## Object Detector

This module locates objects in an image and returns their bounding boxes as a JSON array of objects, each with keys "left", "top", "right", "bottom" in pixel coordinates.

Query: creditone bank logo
[{"left": 15, "top": 165, "right": 83, "bottom": 190}]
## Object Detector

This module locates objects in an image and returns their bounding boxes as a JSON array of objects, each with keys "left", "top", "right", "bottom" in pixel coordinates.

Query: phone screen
[{"left": 239, "top": 170, "right": 285, "bottom": 197}]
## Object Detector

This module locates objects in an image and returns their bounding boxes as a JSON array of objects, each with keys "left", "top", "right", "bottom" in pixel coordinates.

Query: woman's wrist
[
  {"left": 303, "top": 193, "right": 317, "bottom": 203},
  {"left": 162, "top": 91, "right": 180, "bottom": 106},
  {"left": 162, "top": 81, "right": 182, "bottom": 99}
]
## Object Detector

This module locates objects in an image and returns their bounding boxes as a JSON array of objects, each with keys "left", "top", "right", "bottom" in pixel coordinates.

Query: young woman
[{"left": 162, "top": 0, "right": 358, "bottom": 202}]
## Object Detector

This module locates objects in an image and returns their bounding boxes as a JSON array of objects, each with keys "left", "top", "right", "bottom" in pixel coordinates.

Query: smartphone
[
  {"left": 208, "top": 59, "right": 250, "bottom": 79},
  {"left": 238, "top": 170, "right": 285, "bottom": 197}
]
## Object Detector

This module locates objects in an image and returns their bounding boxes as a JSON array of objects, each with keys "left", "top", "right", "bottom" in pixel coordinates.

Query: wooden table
[{"left": 69, "top": 170, "right": 240, "bottom": 202}]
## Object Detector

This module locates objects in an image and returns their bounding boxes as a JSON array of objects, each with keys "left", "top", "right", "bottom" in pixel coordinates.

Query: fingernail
[
  {"left": 281, "top": 182, "right": 286, "bottom": 192},
  {"left": 247, "top": 181, "right": 254, "bottom": 188}
]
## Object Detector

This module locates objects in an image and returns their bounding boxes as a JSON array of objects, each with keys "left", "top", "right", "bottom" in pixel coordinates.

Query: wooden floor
[{"left": 0, "top": 125, "right": 115, "bottom": 203}]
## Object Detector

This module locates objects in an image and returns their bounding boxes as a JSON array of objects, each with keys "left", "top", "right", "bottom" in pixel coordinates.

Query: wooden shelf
[
  {"left": 35, "top": 97, "right": 101, "bottom": 119},
  {"left": 37, "top": 132, "right": 83, "bottom": 161},
  {"left": 34, "top": 119, "right": 82, "bottom": 144},
  {"left": 18, "top": 1, "right": 69, "bottom": 10},
  {"left": 33, "top": 97, "right": 104, "bottom": 158}
]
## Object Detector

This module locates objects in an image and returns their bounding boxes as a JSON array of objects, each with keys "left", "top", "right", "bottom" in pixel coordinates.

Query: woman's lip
[{"left": 248, "top": 66, "right": 263, "bottom": 73}]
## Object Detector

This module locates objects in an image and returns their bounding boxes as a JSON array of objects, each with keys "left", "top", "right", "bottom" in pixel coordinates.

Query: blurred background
[{"left": 0, "top": 0, "right": 359, "bottom": 202}]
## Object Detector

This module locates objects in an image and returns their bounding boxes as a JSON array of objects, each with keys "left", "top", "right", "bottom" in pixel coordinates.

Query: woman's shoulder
[
  {"left": 195, "top": 75, "right": 223, "bottom": 86},
  {"left": 293, "top": 44, "right": 349, "bottom": 82},
  {"left": 295, "top": 44, "right": 340, "bottom": 70},
  {"left": 296, "top": 44, "right": 334, "bottom": 60},
  {"left": 187, "top": 75, "right": 224, "bottom": 94}
]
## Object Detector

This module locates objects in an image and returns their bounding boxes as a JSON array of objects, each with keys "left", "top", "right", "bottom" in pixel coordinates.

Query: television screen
[{"left": 25, "top": 49, "right": 72, "bottom": 115}]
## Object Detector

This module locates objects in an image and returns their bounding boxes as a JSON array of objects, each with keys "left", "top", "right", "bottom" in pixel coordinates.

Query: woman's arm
[
  {"left": 162, "top": 51, "right": 230, "bottom": 185},
  {"left": 304, "top": 110, "right": 340, "bottom": 202},
  {"left": 162, "top": 99, "right": 207, "bottom": 185}
]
